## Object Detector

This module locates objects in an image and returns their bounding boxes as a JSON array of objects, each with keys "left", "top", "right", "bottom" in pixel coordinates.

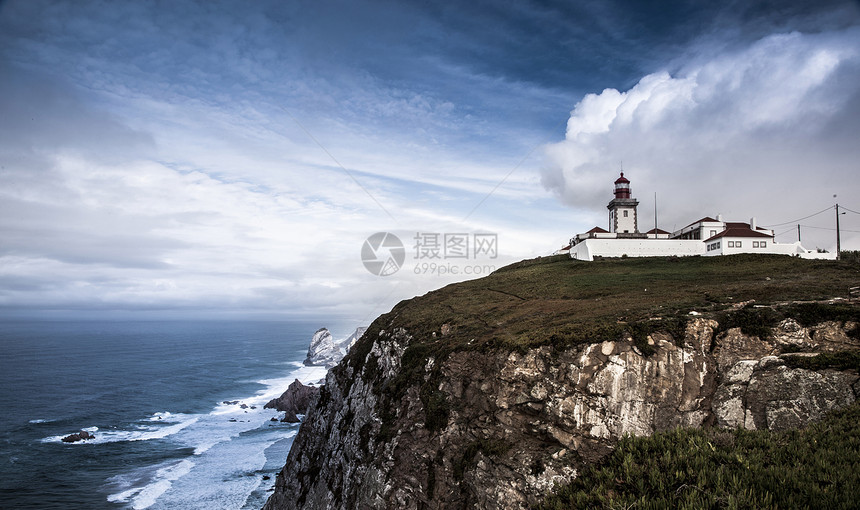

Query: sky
[{"left": 1, "top": 0, "right": 859, "bottom": 325}]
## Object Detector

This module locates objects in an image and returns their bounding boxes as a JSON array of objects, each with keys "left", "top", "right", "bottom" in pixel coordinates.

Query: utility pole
[
  {"left": 797, "top": 224, "right": 801, "bottom": 243},
  {"left": 836, "top": 203, "right": 842, "bottom": 260}
]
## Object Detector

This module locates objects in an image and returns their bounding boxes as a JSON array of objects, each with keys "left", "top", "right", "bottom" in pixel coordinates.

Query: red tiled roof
[
  {"left": 705, "top": 228, "right": 773, "bottom": 242},
  {"left": 586, "top": 226, "right": 609, "bottom": 234},
  {"left": 645, "top": 228, "right": 670, "bottom": 234}
]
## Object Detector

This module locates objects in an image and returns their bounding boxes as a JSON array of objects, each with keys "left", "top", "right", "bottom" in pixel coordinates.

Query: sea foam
[{"left": 102, "top": 364, "right": 324, "bottom": 508}]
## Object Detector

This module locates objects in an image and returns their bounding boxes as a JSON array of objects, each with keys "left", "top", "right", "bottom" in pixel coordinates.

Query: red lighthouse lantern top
[{"left": 614, "top": 172, "right": 631, "bottom": 199}]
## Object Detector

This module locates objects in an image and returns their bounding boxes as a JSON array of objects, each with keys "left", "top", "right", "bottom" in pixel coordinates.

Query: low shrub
[{"left": 539, "top": 403, "right": 860, "bottom": 510}]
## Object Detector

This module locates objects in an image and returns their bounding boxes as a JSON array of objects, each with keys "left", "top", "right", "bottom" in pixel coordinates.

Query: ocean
[{"left": 0, "top": 320, "right": 343, "bottom": 509}]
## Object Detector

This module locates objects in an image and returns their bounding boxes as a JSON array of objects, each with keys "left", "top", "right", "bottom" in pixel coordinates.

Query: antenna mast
[{"left": 654, "top": 192, "right": 658, "bottom": 238}]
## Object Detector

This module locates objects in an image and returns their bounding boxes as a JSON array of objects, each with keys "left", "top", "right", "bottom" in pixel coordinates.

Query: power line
[
  {"left": 762, "top": 205, "right": 834, "bottom": 228},
  {"left": 798, "top": 224, "right": 860, "bottom": 233},
  {"left": 840, "top": 205, "right": 860, "bottom": 215},
  {"left": 773, "top": 227, "right": 796, "bottom": 238}
]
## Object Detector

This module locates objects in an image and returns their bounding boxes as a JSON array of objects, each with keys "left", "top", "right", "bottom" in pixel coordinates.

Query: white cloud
[{"left": 542, "top": 28, "right": 860, "bottom": 249}]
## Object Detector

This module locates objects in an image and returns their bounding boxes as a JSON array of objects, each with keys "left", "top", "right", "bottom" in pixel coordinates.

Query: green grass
[
  {"left": 349, "top": 254, "right": 860, "bottom": 363},
  {"left": 339, "top": 254, "right": 860, "bottom": 437},
  {"left": 538, "top": 403, "right": 860, "bottom": 510}
]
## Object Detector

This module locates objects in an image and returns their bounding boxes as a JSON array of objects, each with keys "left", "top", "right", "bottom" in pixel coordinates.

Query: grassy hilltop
[
  {"left": 350, "top": 254, "right": 860, "bottom": 426},
  {"left": 360, "top": 253, "right": 860, "bottom": 358}
]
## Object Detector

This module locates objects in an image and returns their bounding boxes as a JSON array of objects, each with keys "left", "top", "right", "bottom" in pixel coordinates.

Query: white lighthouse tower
[{"left": 607, "top": 172, "right": 639, "bottom": 234}]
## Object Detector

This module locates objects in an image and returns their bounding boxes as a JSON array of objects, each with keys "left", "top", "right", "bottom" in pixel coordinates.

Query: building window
[
  {"left": 736, "top": 241, "right": 742, "bottom": 248},
  {"left": 760, "top": 241, "right": 766, "bottom": 248},
  {"left": 728, "top": 241, "right": 734, "bottom": 248},
  {"left": 623, "top": 210, "right": 628, "bottom": 217},
  {"left": 753, "top": 241, "right": 759, "bottom": 248},
  {"left": 710, "top": 230, "right": 717, "bottom": 237},
  {"left": 716, "top": 242, "right": 720, "bottom": 249}
]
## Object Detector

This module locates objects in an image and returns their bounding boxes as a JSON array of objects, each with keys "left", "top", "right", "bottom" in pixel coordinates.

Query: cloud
[
  {"left": 0, "top": 58, "right": 549, "bottom": 319},
  {"left": 542, "top": 28, "right": 860, "bottom": 243},
  {"left": 4, "top": 1, "right": 856, "bottom": 319}
]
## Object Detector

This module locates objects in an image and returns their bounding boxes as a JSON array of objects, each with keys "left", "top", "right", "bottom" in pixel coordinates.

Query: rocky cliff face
[{"left": 265, "top": 313, "right": 859, "bottom": 510}]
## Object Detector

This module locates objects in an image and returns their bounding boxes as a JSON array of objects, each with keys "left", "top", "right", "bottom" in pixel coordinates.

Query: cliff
[{"left": 264, "top": 255, "right": 860, "bottom": 509}]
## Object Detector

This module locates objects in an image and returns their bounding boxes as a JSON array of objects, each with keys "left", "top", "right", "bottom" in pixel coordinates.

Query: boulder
[{"left": 61, "top": 430, "right": 95, "bottom": 443}]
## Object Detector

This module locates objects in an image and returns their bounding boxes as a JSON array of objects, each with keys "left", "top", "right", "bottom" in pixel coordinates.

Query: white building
[{"left": 570, "top": 173, "right": 835, "bottom": 261}]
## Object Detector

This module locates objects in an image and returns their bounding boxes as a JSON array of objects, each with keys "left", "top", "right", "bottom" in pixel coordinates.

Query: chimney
[
  {"left": 750, "top": 217, "right": 757, "bottom": 230},
  {"left": 716, "top": 214, "right": 723, "bottom": 222}
]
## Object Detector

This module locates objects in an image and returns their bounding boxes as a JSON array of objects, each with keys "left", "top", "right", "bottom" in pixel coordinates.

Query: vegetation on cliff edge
[
  {"left": 538, "top": 402, "right": 860, "bottom": 510},
  {"left": 351, "top": 254, "right": 860, "bottom": 364},
  {"left": 343, "top": 254, "right": 859, "bottom": 434}
]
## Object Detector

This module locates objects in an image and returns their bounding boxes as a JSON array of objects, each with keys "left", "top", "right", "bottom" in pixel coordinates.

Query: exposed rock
[
  {"left": 304, "top": 327, "right": 368, "bottom": 368},
  {"left": 61, "top": 430, "right": 95, "bottom": 443},
  {"left": 712, "top": 326, "right": 776, "bottom": 372},
  {"left": 343, "top": 327, "right": 368, "bottom": 354},
  {"left": 811, "top": 321, "right": 860, "bottom": 351},
  {"left": 304, "top": 328, "right": 337, "bottom": 367},
  {"left": 266, "top": 318, "right": 859, "bottom": 510},
  {"left": 265, "top": 379, "right": 321, "bottom": 423}
]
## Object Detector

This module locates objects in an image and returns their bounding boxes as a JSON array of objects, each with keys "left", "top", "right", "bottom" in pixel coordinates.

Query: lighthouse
[{"left": 607, "top": 172, "right": 639, "bottom": 234}]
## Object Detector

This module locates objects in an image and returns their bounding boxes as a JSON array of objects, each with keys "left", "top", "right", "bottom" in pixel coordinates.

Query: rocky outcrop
[
  {"left": 61, "top": 430, "right": 95, "bottom": 443},
  {"left": 266, "top": 317, "right": 860, "bottom": 510},
  {"left": 304, "top": 328, "right": 337, "bottom": 367},
  {"left": 265, "top": 379, "right": 321, "bottom": 423},
  {"left": 304, "top": 327, "right": 367, "bottom": 368},
  {"left": 343, "top": 327, "right": 368, "bottom": 354}
]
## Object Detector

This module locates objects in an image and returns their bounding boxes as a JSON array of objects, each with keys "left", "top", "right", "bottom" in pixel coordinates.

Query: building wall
[
  {"left": 673, "top": 220, "right": 724, "bottom": 240},
  {"left": 570, "top": 239, "right": 705, "bottom": 261},
  {"left": 705, "top": 237, "right": 770, "bottom": 256},
  {"left": 610, "top": 206, "right": 637, "bottom": 233},
  {"left": 569, "top": 238, "right": 836, "bottom": 261},
  {"left": 707, "top": 238, "right": 838, "bottom": 260}
]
